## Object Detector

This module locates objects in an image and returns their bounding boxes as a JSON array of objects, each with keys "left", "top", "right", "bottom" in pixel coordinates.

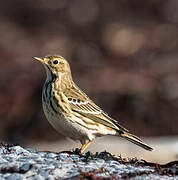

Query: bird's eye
[{"left": 53, "top": 60, "right": 59, "bottom": 64}]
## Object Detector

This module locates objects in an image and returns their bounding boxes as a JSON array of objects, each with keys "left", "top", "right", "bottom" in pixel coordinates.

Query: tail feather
[{"left": 120, "top": 132, "right": 153, "bottom": 151}]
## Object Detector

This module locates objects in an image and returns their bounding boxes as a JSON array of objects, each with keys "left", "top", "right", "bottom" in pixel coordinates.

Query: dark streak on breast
[
  {"left": 43, "top": 67, "right": 57, "bottom": 102},
  {"left": 50, "top": 98, "right": 58, "bottom": 114}
]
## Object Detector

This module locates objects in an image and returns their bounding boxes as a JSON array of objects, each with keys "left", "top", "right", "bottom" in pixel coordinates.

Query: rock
[{"left": 0, "top": 143, "right": 177, "bottom": 179}]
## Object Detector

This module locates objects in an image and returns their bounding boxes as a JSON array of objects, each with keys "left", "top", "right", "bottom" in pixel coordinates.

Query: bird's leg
[{"left": 80, "top": 140, "right": 93, "bottom": 153}]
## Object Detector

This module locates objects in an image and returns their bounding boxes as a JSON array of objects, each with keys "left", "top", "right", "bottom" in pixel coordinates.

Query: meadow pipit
[{"left": 34, "top": 55, "right": 153, "bottom": 153}]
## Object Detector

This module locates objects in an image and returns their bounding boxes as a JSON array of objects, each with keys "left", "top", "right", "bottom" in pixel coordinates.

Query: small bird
[{"left": 34, "top": 55, "right": 153, "bottom": 153}]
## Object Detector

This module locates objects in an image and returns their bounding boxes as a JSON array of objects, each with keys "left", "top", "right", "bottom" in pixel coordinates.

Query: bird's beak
[{"left": 33, "top": 57, "right": 44, "bottom": 63}]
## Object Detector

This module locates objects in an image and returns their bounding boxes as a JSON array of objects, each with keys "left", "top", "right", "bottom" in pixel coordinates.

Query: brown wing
[{"left": 63, "top": 84, "right": 128, "bottom": 132}]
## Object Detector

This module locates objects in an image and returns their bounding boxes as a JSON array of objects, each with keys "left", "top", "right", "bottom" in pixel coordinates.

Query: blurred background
[{"left": 1, "top": 0, "right": 178, "bottom": 163}]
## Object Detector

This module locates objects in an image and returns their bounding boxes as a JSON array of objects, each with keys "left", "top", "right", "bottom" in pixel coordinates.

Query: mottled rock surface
[{"left": 0, "top": 143, "right": 177, "bottom": 179}]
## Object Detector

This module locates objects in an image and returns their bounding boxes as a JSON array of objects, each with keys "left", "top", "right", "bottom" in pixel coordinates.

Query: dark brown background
[{"left": 1, "top": 0, "right": 178, "bottom": 144}]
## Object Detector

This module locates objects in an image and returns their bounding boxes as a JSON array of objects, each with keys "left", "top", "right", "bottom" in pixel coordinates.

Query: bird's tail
[{"left": 120, "top": 132, "right": 153, "bottom": 151}]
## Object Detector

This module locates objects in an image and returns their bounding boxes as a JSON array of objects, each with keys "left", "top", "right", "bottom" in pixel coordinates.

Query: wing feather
[{"left": 63, "top": 85, "right": 128, "bottom": 132}]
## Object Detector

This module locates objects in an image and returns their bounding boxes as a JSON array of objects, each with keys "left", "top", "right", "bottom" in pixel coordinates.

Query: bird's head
[{"left": 34, "top": 55, "right": 71, "bottom": 77}]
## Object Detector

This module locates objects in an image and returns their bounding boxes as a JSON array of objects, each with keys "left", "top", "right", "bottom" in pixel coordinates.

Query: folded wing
[{"left": 63, "top": 84, "right": 128, "bottom": 133}]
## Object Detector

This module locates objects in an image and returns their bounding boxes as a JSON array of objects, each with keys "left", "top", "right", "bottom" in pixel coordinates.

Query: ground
[{"left": 0, "top": 142, "right": 177, "bottom": 179}]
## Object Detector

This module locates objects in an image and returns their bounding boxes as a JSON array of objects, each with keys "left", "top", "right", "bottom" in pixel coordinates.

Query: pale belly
[
  {"left": 42, "top": 98, "right": 117, "bottom": 145},
  {"left": 42, "top": 102, "right": 95, "bottom": 143}
]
